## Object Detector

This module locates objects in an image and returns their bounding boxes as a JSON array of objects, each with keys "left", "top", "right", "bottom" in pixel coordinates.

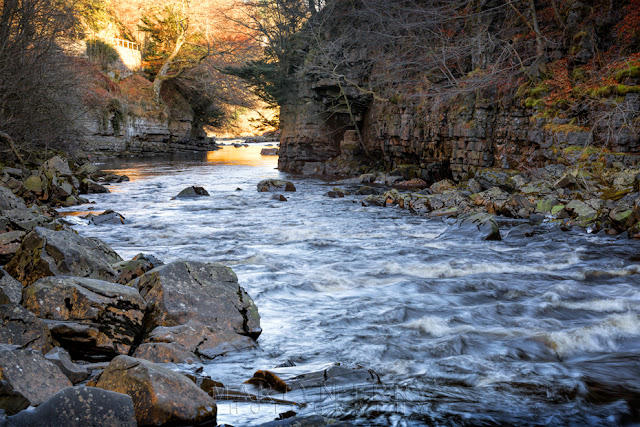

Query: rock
[
  {"left": 113, "top": 253, "right": 163, "bottom": 285},
  {"left": 172, "top": 186, "right": 210, "bottom": 199},
  {"left": 440, "top": 212, "right": 502, "bottom": 241},
  {"left": 261, "top": 362, "right": 381, "bottom": 393},
  {"left": 132, "top": 261, "right": 261, "bottom": 339},
  {"left": 44, "top": 348, "right": 90, "bottom": 384},
  {"left": 536, "top": 197, "right": 559, "bottom": 214},
  {"left": 257, "top": 179, "right": 296, "bottom": 192},
  {"left": 474, "top": 170, "right": 517, "bottom": 192},
  {"left": 0, "top": 270, "right": 21, "bottom": 305},
  {"left": 42, "top": 156, "right": 72, "bottom": 177},
  {"left": 0, "top": 187, "right": 26, "bottom": 211},
  {"left": 76, "top": 162, "right": 99, "bottom": 177},
  {"left": 565, "top": 200, "right": 598, "bottom": 223},
  {"left": 0, "top": 304, "right": 54, "bottom": 354},
  {"left": 0, "top": 231, "right": 24, "bottom": 264},
  {"left": 245, "top": 370, "right": 291, "bottom": 394},
  {"left": 472, "top": 187, "right": 510, "bottom": 214},
  {"left": 144, "top": 320, "right": 256, "bottom": 360},
  {"left": 133, "top": 342, "right": 201, "bottom": 365},
  {"left": 555, "top": 174, "right": 578, "bottom": 189},
  {"left": 80, "top": 178, "right": 109, "bottom": 194},
  {"left": 1, "top": 207, "right": 53, "bottom": 232},
  {"left": 0, "top": 346, "right": 72, "bottom": 406},
  {"left": 466, "top": 178, "right": 483, "bottom": 194},
  {"left": 23, "top": 175, "right": 45, "bottom": 196},
  {"left": 23, "top": 277, "right": 146, "bottom": 359},
  {"left": 362, "top": 194, "right": 386, "bottom": 207},
  {"left": 430, "top": 179, "right": 455, "bottom": 194},
  {"left": 93, "top": 355, "right": 217, "bottom": 426},
  {"left": 529, "top": 213, "right": 545, "bottom": 225},
  {"left": 394, "top": 178, "right": 427, "bottom": 188},
  {"left": 5, "top": 227, "right": 122, "bottom": 286},
  {"left": 6, "top": 386, "right": 137, "bottom": 427},
  {"left": 261, "top": 148, "right": 279, "bottom": 155},
  {"left": 87, "top": 210, "right": 125, "bottom": 225},
  {"left": 271, "top": 194, "right": 288, "bottom": 201},
  {"left": 504, "top": 224, "right": 535, "bottom": 240},
  {"left": 358, "top": 173, "right": 376, "bottom": 184},
  {"left": 610, "top": 206, "right": 633, "bottom": 230},
  {"left": 0, "top": 380, "right": 30, "bottom": 415},
  {"left": 428, "top": 206, "right": 459, "bottom": 218},
  {"left": 499, "top": 194, "right": 535, "bottom": 218},
  {"left": 256, "top": 415, "right": 335, "bottom": 427},
  {"left": 634, "top": 173, "right": 640, "bottom": 192},
  {"left": 355, "top": 186, "right": 377, "bottom": 196}
]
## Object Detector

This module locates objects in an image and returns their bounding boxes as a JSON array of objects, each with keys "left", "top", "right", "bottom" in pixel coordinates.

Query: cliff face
[
  {"left": 79, "top": 108, "right": 215, "bottom": 156},
  {"left": 277, "top": 1, "right": 640, "bottom": 181}
]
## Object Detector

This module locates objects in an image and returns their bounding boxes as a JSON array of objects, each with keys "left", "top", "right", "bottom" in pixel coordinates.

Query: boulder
[
  {"left": 144, "top": 320, "right": 256, "bottom": 360},
  {"left": 0, "top": 270, "right": 21, "bottom": 305},
  {"left": 257, "top": 179, "right": 296, "bottom": 192},
  {"left": 0, "top": 231, "right": 25, "bottom": 264},
  {"left": 172, "top": 186, "right": 210, "bottom": 199},
  {"left": 1, "top": 207, "right": 53, "bottom": 231},
  {"left": 355, "top": 186, "right": 377, "bottom": 196},
  {"left": 504, "top": 224, "right": 535, "bottom": 240},
  {"left": 440, "top": 212, "right": 501, "bottom": 241},
  {"left": 430, "top": 179, "right": 455, "bottom": 194},
  {"left": 0, "top": 380, "right": 30, "bottom": 415},
  {"left": 4, "top": 227, "right": 122, "bottom": 286},
  {"left": 93, "top": 355, "right": 217, "bottom": 426},
  {"left": 472, "top": 187, "right": 509, "bottom": 214},
  {"left": 6, "top": 386, "right": 137, "bottom": 427},
  {"left": 23, "top": 277, "right": 146, "bottom": 359},
  {"left": 76, "top": 162, "right": 99, "bottom": 177},
  {"left": 499, "top": 194, "right": 535, "bottom": 218},
  {"left": 87, "top": 210, "right": 125, "bottom": 225},
  {"left": 0, "top": 346, "right": 72, "bottom": 406},
  {"left": 261, "top": 148, "right": 279, "bottom": 156},
  {"left": 0, "top": 187, "right": 26, "bottom": 211},
  {"left": 565, "top": 200, "right": 598, "bottom": 223},
  {"left": 132, "top": 342, "right": 201, "bottom": 365},
  {"left": 80, "top": 179, "right": 109, "bottom": 194},
  {"left": 271, "top": 194, "right": 288, "bottom": 201},
  {"left": 44, "top": 347, "right": 90, "bottom": 384},
  {"left": 0, "top": 304, "right": 54, "bottom": 354},
  {"left": 42, "top": 156, "right": 72, "bottom": 177},
  {"left": 473, "top": 170, "right": 517, "bottom": 192},
  {"left": 113, "top": 253, "right": 163, "bottom": 285},
  {"left": 132, "top": 261, "right": 261, "bottom": 339}
]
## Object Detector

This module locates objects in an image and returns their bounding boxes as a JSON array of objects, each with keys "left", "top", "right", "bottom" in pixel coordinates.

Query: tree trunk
[
  {"left": 0, "top": 130, "right": 26, "bottom": 168},
  {"left": 528, "top": 0, "right": 544, "bottom": 58},
  {"left": 152, "top": 32, "right": 186, "bottom": 104}
]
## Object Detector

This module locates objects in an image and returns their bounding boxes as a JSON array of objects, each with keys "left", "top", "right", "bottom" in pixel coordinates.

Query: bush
[{"left": 86, "top": 40, "right": 119, "bottom": 69}]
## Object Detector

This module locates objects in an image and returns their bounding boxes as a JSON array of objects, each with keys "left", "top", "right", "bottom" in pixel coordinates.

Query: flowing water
[{"left": 62, "top": 144, "right": 640, "bottom": 426}]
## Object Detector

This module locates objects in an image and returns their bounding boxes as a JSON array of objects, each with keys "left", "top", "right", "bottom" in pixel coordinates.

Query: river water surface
[{"left": 63, "top": 145, "right": 640, "bottom": 426}]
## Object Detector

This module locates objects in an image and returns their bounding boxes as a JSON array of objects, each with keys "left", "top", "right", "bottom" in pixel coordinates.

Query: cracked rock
[
  {"left": 0, "top": 304, "right": 54, "bottom": 354},
  {"left": 23, "top": 277, "right": 146, "bottom": 359}
]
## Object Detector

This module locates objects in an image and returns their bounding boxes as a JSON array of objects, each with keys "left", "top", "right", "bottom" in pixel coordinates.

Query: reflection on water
[{"left": 61, "top": 146, "right": 640, "bottom": 426}]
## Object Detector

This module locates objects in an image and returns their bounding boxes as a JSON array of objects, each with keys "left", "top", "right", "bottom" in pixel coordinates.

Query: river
[{"left": 61, "top": 144, "right": 640, "bottom": 426}]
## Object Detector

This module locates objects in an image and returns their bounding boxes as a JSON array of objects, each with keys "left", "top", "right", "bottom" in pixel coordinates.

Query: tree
[
  {"left": 0, "top": 0, "right": 83, "bottom": 159},
  {"left": 139, "top": 0, "right": 211, "bottom": 103}
]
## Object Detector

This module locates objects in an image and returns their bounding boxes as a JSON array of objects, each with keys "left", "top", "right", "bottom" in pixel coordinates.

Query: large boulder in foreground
[
  {"left": 0, "top": 187, "right": 26, "bottom": 211},
  {"left": 0, "top": 304, "right": 54, "bottom": 354},
  {"left": 439, "top": 212, "right": 502, "bottom": 241},
  {"left": 0, "top": 269, "right": 22, "bottom": 305},
  {"left": 6, "top": 386, "right": 137, "bottom": 427},
  {"left": 257, "top": 179, "right": 296, "bottom": 192},
  {"left": 23, "top": 277, "right": 146, "bottom": 359},
  {"left": 0, "top": 346, "right": 72, "bottom": 406},
  {"left": 93, "top": 355, "right": 217, "bottom": 426},
  {"left": 132, "top": 261, "right": 261, "bottom": 339},
  {"left": 4, "top": 227, "right": 122, "bottom": 286}
]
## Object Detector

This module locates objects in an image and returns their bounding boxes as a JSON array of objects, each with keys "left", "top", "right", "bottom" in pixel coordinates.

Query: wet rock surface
[
  {"left": 172, "top": 186, "right": 210, "bottom": 199},
  {"left": 93, "top": 355, "right": 217, "bottom": 426},
  {"left": 22, "top": 277, "right": 146, "bottom": 359},
  {"left": 257, "top": 179, "right": 296, "bottom": 192},
  {"left": 44, "top": 348, "right": 90, "bottom": 384}
]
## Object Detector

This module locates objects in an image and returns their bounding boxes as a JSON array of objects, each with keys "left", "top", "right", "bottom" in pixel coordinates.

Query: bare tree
[{"left": 0, "top": 0, "right": 83, "bottom": 158}]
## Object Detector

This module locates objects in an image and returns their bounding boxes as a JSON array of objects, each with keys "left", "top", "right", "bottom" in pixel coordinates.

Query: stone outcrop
[
  {"left": 93, "top": 355, "right": 217, "bottom": 426},
  {"left": 22, "top": 277, "right": 146, "bottom": 359},
  {"left": 257, "top": 179, "right": 296, "bottom": 192},
  {"left": 5, "top": 227, "right": 122, "bottom": 286},
  {"left": 5, "top": 386, "right": 137, "bottom": 427}
]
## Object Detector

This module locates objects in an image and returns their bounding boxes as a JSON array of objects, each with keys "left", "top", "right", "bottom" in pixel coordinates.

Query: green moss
[
  {"left": 571, "top": 67, "right": 587, "bottom": 82},
  {"left": 589, "top": 84, "right": 640, "bottom": 98},
  {"left": 525, "top": 98, "right": 545, "bottom": 108},
  {"left": 615, "top": 65, "right": 640, "bottom": 82}
]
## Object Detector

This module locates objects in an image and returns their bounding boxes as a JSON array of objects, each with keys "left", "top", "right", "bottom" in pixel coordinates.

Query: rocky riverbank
[
  {"left": 0, "top": 156, "right": 351, "bottom": 426},
  {"left": 325, "top": 162, "right": 640, "bottom": 240}
]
